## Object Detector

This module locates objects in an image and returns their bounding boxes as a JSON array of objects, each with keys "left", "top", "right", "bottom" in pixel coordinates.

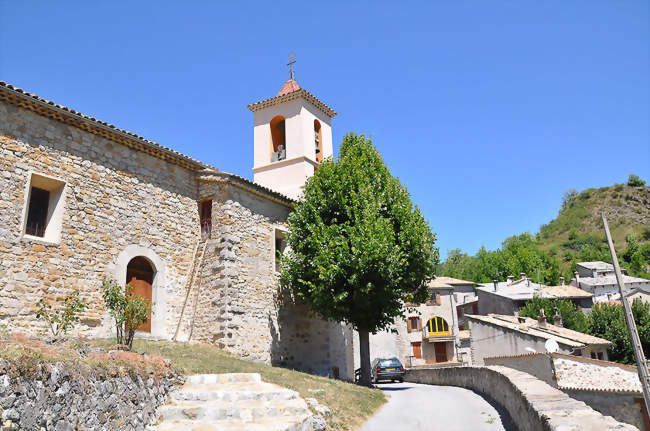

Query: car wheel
[{"left": 398, "top": 378, "right": 404, "bottom": 383}]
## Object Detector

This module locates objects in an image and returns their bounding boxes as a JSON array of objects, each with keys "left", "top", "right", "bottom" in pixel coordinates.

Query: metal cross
[{"left": 287, "top": 54, "right": 296, "bottom": 80}]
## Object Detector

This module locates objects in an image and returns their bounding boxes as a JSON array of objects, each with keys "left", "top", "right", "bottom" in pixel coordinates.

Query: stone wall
[
  {"left": 485, "top": 353, "right": 556, "bottom": 386},
  {"left": 0, "top": 100, "right": 199, "bottom": 338},
  {"left": 562, "top": 389, "right": 646, "bottom": 431},
  {"left": 406, "top": 365, "right": 638, "bottom": 431},
  {"left": 0, "top": 358, "right": 181, "bottom": 431}
]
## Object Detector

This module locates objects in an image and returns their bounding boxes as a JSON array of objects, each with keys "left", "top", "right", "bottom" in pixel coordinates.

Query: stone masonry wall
[
  {"left": 485, "top": 353, "right": 556, "bottom": 386},
  {"left": 188, "top": 179, "right": 354, "bottom": 379},
  {"left": 0, "top": 358, "right": 181, "bottom": 431},
  {"left": 562, "top": 389, "right": 646, "bottom": 431},
  {"left": 406, "top": 365, "right": 638, "bottom": 431},
  {"left": 0, "top": 100, "right": 199, "bottom": 337}
]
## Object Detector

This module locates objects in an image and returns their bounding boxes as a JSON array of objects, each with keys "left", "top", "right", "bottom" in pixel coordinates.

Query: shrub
[
  {"left": 627, "top": 174, "right": 646, "bottom": 187},
  {"left": 102, "top": 277, "right": 151, "bottom": 350},
  {"left": 36, "top": 290, "right": 88, "bottom": 338}
]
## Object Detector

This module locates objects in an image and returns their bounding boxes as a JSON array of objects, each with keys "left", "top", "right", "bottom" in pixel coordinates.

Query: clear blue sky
[{"left": 1, "top": 1, "right": 648, "bottom": 260}]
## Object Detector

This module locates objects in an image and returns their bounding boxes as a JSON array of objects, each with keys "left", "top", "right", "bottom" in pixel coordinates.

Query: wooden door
[
  {"left": 412, "top": 342, "right": 422, "bottom": 359},
  {"left": 129, "top": 276, "right": 152, "bottom": 332},
  {"left": 434, "top": 342, "right": 447, "bottom": 363}
]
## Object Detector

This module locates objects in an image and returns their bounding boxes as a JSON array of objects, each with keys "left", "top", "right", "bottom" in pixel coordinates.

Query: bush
[
  {"left": 102, "top": 277, "right": 151, "bottom": 350},
  {"left": 627, "top": 174, "right": 646, "bottom": 187},
  {"left": 36, "top": 290, "right": 88, "bottom": 338}
]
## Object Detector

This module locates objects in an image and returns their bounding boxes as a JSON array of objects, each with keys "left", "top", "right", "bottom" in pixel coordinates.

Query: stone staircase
[{"left": 149, "top": 373, "right": 319, "bottom": 431}]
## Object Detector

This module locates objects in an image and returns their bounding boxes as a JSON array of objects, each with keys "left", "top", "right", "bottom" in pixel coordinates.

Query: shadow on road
[{"left": 375, "top": 385, "right": 411, "bottom": 392}]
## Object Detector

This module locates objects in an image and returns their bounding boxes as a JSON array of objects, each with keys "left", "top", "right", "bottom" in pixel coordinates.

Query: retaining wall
[
  {"left": 0, "top": 359, "right": 182, "bottom": 431},
  {"left": 406, "top": 365, "right": 638, "bottom": 431}
]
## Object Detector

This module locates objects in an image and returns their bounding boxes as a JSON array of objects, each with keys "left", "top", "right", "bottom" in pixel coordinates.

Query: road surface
[{"left": 360, "top": 382, "right": 512, "bottom": 431}]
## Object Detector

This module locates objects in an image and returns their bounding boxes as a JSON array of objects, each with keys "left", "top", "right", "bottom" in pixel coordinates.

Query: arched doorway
[{"left": 126, "top": 256, "right": 154, "bottom": 332}]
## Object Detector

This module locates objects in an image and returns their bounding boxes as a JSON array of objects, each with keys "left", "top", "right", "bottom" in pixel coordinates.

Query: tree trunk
[{"left": 358, "top": 329, "right": 372, "bottom": 386}]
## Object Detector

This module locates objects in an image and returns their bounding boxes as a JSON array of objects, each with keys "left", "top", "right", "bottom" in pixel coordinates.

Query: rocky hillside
[{"left": 536, "top": 183, "right": 650, "bottom": 277}]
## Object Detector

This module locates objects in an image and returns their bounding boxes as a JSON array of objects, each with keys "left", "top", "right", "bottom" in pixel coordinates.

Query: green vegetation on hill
[{"left": 438, "top": 178, "right": 650, "bottom": 283}]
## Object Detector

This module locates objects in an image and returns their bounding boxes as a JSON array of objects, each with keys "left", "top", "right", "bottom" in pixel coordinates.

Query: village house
[
  {"left": 477, "top": 274, "right": 593, "bottom": 316},
  {"left": 0, "top": 76, "right": 355, "bottom": 379},
  {"left": 468, "top": 313, "right": 611, "bottom": 365},
  {"left": 571, "top": 261, "right": 650, "bottom": 303}
]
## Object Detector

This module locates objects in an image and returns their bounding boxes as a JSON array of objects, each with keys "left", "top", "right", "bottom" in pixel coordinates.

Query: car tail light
[
  {"left": 400, "top": 366, "right": 404, "bottom": 372},
  {"left": 376, "top": 368, "right": 381, "bottom": 373}
]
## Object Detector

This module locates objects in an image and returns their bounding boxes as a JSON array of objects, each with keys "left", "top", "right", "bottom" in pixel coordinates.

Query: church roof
[
  {"left": 277, "top": 79, "right": 301, "bottom": 96},
  {"left": 0, "top": 81, "right": 214, "bottom": 172},
  {"left": 247, "top": 80, "right": 337, "bottom": 118}
]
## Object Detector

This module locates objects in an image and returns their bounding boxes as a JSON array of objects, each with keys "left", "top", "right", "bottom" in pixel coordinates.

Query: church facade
[{"left": 0, "top": 78, "right": 354, "bottom": 379}]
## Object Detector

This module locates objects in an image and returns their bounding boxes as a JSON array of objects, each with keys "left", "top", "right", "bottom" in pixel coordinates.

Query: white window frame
[
  {"left": 20, "top": 171, "right": 67, "bottom": 245},
  {"left": 273, "top": 227, "right": 289, "bottom": 273}
]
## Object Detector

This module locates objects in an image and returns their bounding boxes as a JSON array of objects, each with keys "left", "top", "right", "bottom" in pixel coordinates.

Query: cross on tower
[{"left": 287, "top": 54, "right": 296, "bottom": 80}]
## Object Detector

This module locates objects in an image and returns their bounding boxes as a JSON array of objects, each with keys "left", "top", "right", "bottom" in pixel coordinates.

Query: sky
[{"left": 1, "top": 1, "right": 648, "bottom": 260}]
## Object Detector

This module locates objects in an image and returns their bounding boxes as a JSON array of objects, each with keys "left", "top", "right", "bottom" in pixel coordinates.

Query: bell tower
[{"left": 248, "top": 59, "right": 336, "bottom": 200}]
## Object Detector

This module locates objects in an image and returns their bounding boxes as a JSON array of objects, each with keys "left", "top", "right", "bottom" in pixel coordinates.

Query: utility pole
[{"left": 602, "top": 213, "right": 650, "bottom": 419}]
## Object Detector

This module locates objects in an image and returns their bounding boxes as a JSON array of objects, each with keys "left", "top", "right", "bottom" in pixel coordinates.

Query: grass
[{"left": 91, "top": 338, "right": 386, "bottom": 430}]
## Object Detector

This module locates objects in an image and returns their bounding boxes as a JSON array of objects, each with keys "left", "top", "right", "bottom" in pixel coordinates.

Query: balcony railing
[{"left": 422, "top": 327, "right": 455, "bottom": 341}]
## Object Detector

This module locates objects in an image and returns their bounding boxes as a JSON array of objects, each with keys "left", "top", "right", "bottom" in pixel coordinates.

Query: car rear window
[{"left": 378, "top": 359, "right": 401, "bottom": 367}]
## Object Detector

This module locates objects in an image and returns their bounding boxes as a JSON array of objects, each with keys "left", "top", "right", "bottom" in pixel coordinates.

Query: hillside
[
  {"left": 438, "top": 180, "right": 650, "bottom": 283},
  {"left": 536, "top": 183, "right": 650, "bottom": 278}
]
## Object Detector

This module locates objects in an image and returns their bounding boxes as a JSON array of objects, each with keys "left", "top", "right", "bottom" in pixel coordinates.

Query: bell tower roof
[{"left": 277, "top": 79, "right": 301, "bottom": 96}]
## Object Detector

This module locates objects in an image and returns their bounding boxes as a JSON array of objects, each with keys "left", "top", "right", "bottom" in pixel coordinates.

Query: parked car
[{"left": 371, "top": 357, "right": 405, "bottom": 383}]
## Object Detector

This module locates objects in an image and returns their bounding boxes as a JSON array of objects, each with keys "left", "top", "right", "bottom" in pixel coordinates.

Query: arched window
[
  {"left": 426, "top": 316, "right": 450, "bottom": 336},
  {"left": 126, "top": 256, "right": 154, "bottom": 333},
  {"left": 270, "top": 116, "right": 286, "bottom": 161},
  {"left": 314, "top": 119, "right": 323, "bottom": 163}
]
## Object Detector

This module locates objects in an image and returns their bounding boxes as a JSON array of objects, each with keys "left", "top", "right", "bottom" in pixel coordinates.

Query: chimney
[
  {"left": 574, "top": 271, "right": 580, "bottom": 287},
  {"left": 537, "top": 308, "right": 547, "bottom": 328},
  {"left": 520, "top": 272, "right": 526, "bottom": 280},
  {"left": 507, "top": 275, "right": 514, "bottom": 284},
  {"left": 527, "top": 278, "right": 531, "bottom": 287},
  {"left": 493, "top": 279, "right": 498, "bottom": 292},
  {"left": 560, "top": 277, "right": 565, "bottom": 286},
  {"left": 553, "top": 308, "right": 563, "bottom": 327}
]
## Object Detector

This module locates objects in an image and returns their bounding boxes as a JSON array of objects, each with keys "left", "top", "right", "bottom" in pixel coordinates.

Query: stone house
[
  {"left": 0, "top": 78, "right": 354, "bottom": 379},
  {"left": 468, "top": 313, "right": 611, "bottom": 365},
  {"left": 478, "top": 275, "right": 593, "bottom": 316},
  {"left": 572, "top": 261, "right": 650, "bottom": 303},
  {"left": 485, "top": 352, "right": 650, "bottom": 430}
]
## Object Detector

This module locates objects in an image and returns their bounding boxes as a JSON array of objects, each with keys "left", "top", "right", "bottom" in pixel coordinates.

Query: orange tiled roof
[{"left": 277, "top": 79, "right": 301, "bottom": 96}]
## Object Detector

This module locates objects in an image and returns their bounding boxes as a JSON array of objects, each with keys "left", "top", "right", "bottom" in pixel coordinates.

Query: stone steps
[{"left": 149, "top": 373, "right": 317, "bottom": 431}]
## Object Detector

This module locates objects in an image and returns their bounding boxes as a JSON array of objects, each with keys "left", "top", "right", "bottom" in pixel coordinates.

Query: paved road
[{"left": 360, "top": 382, "right": 512, "bottom": 431}]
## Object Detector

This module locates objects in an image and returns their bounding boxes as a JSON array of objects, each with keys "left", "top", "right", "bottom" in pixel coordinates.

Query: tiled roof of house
[
  {"left": 198, "top": 170, "right": 295, "bottom": 206},
  {"left": 427, "top": 279, "right": 454, "bottom": 290},
  {"left": 578, "top": 274, "right": 650, "bottom": 287},
  {"left": 540, "top": 285, "right": 593, "bottom": 299},
  {"left": 247, "top": 81, "right": 337, "bottom": 118},
  {"left": 0, "top": 81, "right": 214, "bottom": 172},
  {"left": 577, "top": 261, "right": 614, "bottom": 271},
  {"left": 433, "top": 276, "right": 476, "bottom": 286},
  {"left": 467, "top": 314, "right": 612, "bottom": 348}
]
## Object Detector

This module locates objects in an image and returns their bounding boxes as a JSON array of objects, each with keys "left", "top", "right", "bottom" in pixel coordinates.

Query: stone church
[{"left": 0, "top": 75, "right": 354, "bottom": 379}]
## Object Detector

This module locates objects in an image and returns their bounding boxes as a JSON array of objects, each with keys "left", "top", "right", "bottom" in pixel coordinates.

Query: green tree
[
  {"left": 36, "top": 289, "right": 88, "bottom": 338},
  {"left": 280, "top": 133, "right": 438, "bottom": 386},
  {"left": 561, "top": 188, "right": 579, "bottom": 211},
  {"left": 627, "top": 174, "right": 646, "bottom": 187},
  {"left": 102, "top": 277, "right": 151, "bottom": 350},
  {"left": 518, "top": 297, "right": 588, "bottom": 333},
  {"left": 587, "top": 300, "right": 650, "bottom": 364}
]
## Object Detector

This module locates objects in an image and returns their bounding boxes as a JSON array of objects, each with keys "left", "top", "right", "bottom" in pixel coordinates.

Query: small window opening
[
  {"left": 200, "top": 200, "right": 212, "bottom": 240},
  {"left": 408, "top": 316, "right": 420, "bottom": 332},
  {"left": 26, "top": 187, "right": 50, "bottom": 237},
  {"left": 270, "top": 116, "right": 287, "bottom": 162},
  {"left": 314, "top": 119, "right": 323, "bottom": 163},
  {"left": 274, "top": 230, "right": 287, "bottom": 272}
]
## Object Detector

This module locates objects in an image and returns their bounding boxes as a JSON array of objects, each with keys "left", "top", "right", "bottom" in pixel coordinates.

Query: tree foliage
[
  {"left": 587, "top": 300, "right": 650, "bottom": 364},
  {"left": 102, "top": 277, "right": 151, "bottom": 350},
  {"left": 627, "top": 174, "right": 646, "bottom": 187},
  {"left": 280, "top": 133, "right": 438, "bottom": 385},
  {"left": 518, "top": 297, "right": 588, "bottom": 333}
]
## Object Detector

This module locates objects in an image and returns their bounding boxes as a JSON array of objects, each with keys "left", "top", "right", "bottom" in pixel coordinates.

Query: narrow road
[{"left": 360, "top": 382, "right": 512, "bottom": 431}]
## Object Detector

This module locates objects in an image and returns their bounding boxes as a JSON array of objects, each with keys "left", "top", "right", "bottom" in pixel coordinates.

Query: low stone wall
[
  {"left": 485, "top": 353, "right": 556, "bottom": 386},
  {"left": 0, "top": 359, "right": 182, "bottom": 431},
  {"left": 562, "top": 389, "right": 646, "bottom": 431},
  {"left": 406, "top": 365, "right": 638, "bottom": 431}
]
